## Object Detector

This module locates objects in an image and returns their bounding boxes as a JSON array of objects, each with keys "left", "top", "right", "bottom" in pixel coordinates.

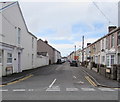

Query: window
[
  {"left": 32, "top": 37, "right": 34, "bottom": 49},
  {"left": 111, "top": 55, "right": 115, "bottom": 65},
  {"left": 18, "top": 28, "right": 21, "bottom": 44},
  {"left": 118, "top": 32, "right": 120, "bottom": 45},
  {"left": 7, "top": 53, "right": 12, "bottom": 63},
  {"left": 111, "top": 35, "right": 114, "bottom": 47},
  {"left": 0, "top": 51, "right": 2, "bottom": 63}
]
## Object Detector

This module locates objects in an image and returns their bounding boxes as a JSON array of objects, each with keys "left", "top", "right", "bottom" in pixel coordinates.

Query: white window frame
[{"left": 7, "top": 53, "right": 12, "bottom": 64}]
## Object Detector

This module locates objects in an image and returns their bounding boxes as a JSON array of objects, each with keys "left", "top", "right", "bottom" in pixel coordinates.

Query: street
[{"left": 1, "top": 62, "right": 119, "bottom": 100}]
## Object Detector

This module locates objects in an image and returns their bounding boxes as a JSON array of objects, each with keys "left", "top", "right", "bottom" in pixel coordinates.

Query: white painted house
[
  {"left": 54, "top": 49, "right": 61, "bottom": 63},
  {"left": 0, "top": 2, "right": 49, "bottom": 77}
]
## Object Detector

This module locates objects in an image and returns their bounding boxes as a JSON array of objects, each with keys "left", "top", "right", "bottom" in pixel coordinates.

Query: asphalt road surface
[{"left": 1, "top": 62, "right": 119, "bottom": 100}]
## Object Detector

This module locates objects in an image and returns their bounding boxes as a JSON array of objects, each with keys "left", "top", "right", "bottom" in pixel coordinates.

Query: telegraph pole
[{"left": 82, "top": 36, "right": 84, "bottom": 63}]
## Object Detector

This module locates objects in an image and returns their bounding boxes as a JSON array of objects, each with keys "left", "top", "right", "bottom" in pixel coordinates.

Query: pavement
[{"left": 81, "top": 66, "right": 120, "bottom": 88}]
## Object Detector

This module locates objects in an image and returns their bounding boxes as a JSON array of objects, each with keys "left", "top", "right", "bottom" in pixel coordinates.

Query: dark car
[
  {"left": 57, "top": 59, "right": 62, "bottom": 64},
  {"left": 70, "top": 60, "right": 79, "bottom": 67}
]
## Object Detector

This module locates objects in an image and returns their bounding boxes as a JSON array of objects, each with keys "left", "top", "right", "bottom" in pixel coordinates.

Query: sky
[{"left": 1, "top": 0, "right": 119, "bottom": 56}]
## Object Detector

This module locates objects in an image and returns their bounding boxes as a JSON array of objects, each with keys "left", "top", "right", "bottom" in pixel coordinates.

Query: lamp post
[{"left": 82, "top": 36, "right": 84, "bottom": 63}]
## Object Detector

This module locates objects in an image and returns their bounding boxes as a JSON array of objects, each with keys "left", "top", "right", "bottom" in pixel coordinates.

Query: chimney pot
[{"left": 108, "top": 26, "right": 117, "bottom": 33}]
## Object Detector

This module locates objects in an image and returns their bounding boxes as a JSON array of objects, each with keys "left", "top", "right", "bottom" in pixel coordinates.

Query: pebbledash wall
[{"left": 0, "top": 2, "right": 49, "bottom": 77}]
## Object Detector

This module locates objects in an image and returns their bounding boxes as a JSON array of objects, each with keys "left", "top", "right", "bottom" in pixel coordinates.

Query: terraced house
[
  {"left": 69, "top": 26, "right": 120, "bottom": 68},
  {"left": 81, "top": 26, "right": 120, "bottom": 67}
]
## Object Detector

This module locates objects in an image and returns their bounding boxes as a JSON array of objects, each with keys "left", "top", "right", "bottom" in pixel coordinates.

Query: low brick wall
[{"left": 98, "top": 65, "right": 119, "bottom": 81}]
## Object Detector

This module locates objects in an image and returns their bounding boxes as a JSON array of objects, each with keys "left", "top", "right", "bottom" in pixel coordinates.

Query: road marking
[
  {"left": 76, "top": 81, "right": 84, "bottom": 84},
  {"left": 0, "top": 74, "right": 33, "bottom": 87},
  {"left": 0, "top": 89, "right": 8, "bottom": 91},
  {"left": 28, "top": 89, "right": 34, "bottom": 91},
  {"left": 81, "top": 88, "right": 96, "bottom": 91},
  {"left": 66, "top": 88, "right": 79, "bottom": 91},
  {"left": 85, "top": 76, "right": 97, "bottom": 87},
  {"left": 46, "top": 86, "right": 60, "bottom": 91},
  {"left": 49, "top": 79, "right": 56, "bottom": 88},
  {"left": 98, "top": 88, "right": 115, "bottom": 91},
  {"left": 73, "top": 76, "right": 77, "bottom": 79},
  {"left": 0, "top": 85, "right": 5, "bottom": 87},
  {"left": 13, "top": 89, "right": 26, "bottom": 92}
]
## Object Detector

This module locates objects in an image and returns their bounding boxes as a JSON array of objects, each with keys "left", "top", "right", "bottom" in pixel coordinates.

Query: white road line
[
  {"left": 28, "top": 89, "right": 34, "bottom": 91},
  {"left": 98, "top": 88, "right": 115, "bottom": 91},
  {"left": 49, "top": 79, "right": 56, "bottom": 88},
  {"left": 13, "top": 89, "right": 26, "bottom": 92},
  {"left": 66, "top": 88, "right": 79, "bottom": 91},
  {"left": 0, "top": 89, "right": 8, "bottom": 92},
  {"left": 73, "top": 76, "right": 77, "bottom": 79},
  {"left": 46, "top": 86, "right": 60, "bottom": 91},
  {"left": 81, "top": 88, "right": 96, "bottom": 91}
]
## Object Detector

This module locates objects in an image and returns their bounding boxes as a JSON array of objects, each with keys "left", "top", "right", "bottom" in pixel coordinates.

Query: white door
[{"left": 18, "top": 52, "right": 21, "bottom": 72}]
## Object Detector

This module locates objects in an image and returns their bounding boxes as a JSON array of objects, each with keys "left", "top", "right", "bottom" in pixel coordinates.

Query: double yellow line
[
  {"left": 85, "top": 76, "right": 97, "bottom": 87},
  {"left": 0, "top": 74, "right": 33, "bottom": 87}
]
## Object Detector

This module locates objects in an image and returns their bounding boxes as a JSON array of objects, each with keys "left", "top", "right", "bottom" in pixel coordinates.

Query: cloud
[
  {"left": 50, "top": 38, "right": 99, "bottom": 56},
  {"left": 1, "top": 0, "right": 118, "bottom": 56}
]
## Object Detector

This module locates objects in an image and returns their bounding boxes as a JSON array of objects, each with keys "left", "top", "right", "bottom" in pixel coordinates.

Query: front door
[
  {"left": 18, "top": 52, "right": 21, "bottom": 72},
  {"left": 118, "top": 53, "right": 120, "bottom": 65}
]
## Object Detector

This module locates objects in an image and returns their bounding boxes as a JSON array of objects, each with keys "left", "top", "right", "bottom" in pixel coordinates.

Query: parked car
[
  {"left": 61, "top": 59, "right": 65, "bottom": 63},
  {"left": 70, "top": 60, "right": 79, "bottom": 67},
  {"left": 57, "top": 59, "right": 62, "bottom": 64}
]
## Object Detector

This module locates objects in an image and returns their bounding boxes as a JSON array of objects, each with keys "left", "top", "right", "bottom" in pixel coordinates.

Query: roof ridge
[{"left": 0, "top": 2, "right": 17, "bottom": 11}]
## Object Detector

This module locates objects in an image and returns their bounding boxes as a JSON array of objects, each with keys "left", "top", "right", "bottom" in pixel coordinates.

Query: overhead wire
[{"left": 92, "top": 1, "right": 114, "bottom": 25}]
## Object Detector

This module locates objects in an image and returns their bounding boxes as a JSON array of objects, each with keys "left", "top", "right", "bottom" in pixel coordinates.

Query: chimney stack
[
  {"left": 44, "top": 40, "right": 48, "bottom": 44},
  {"left": 108, "top": 26, "right": 117, "bottom": 33},
  {"left": 87, "top": 43, "right": 91, "bottom": 46}
]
